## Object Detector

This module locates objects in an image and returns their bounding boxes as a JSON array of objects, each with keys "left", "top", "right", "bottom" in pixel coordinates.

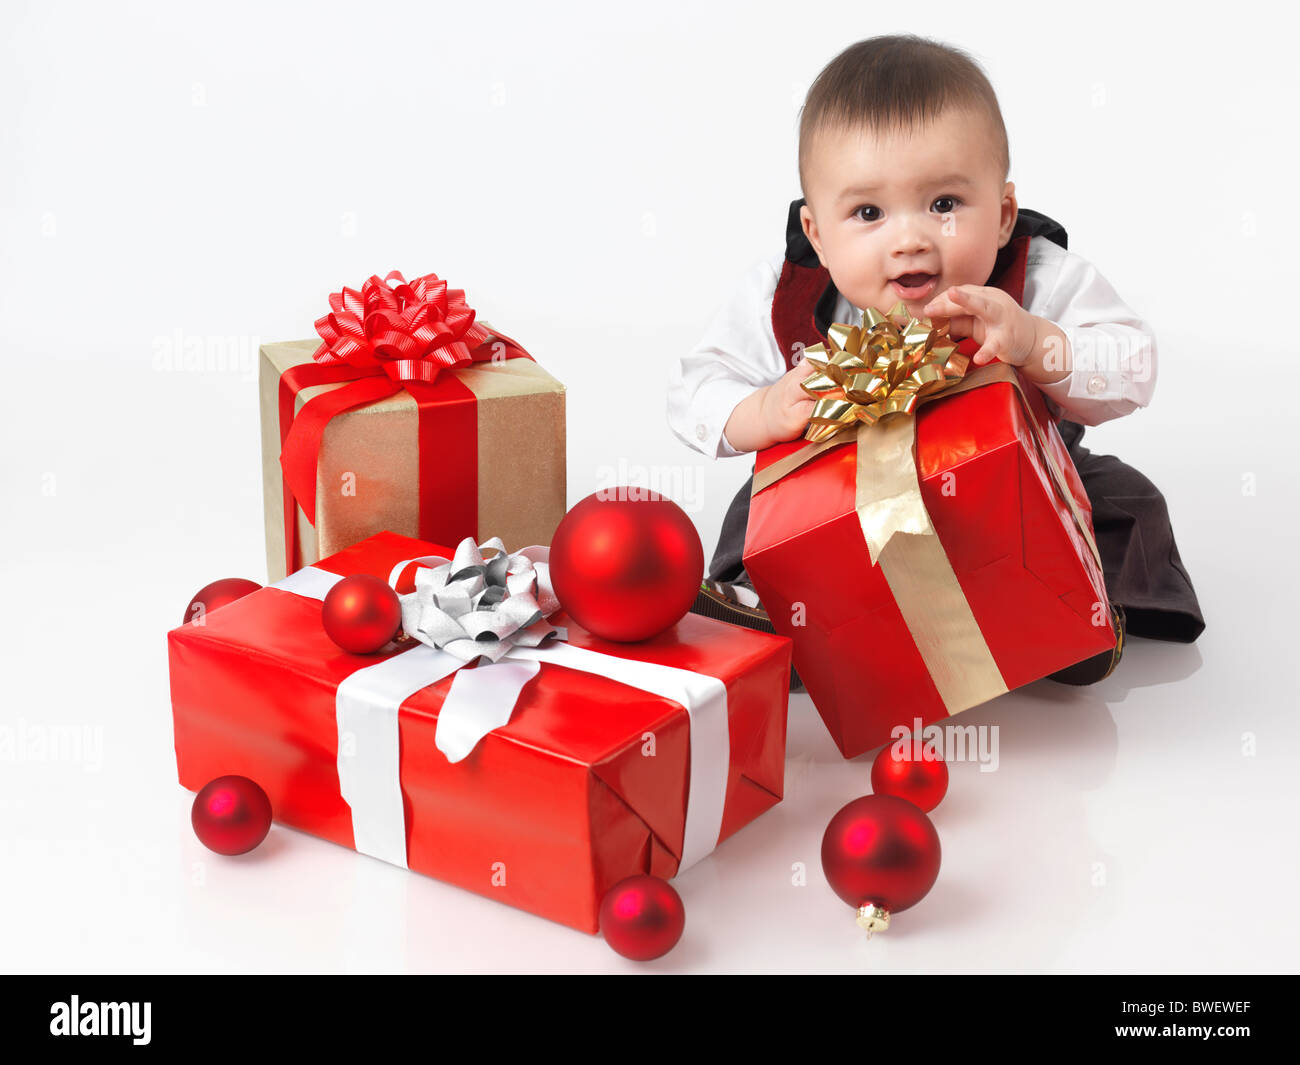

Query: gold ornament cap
[{"left": 856, "top": 903, "right": 891, "bottom": 938}]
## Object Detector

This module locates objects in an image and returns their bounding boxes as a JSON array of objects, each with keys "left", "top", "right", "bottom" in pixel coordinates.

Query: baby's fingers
[
  {"left": 791, "top": 357, "right": 817, "bottom": 380},
  {"left": 924, "top": 309, "right": 975, "bottom": 340},
  {"left": 969, "top": 328, "right": 1013, "bottom": 366},
  {"left": 923, "top": 286, "right": 967, "bottom": 317}
]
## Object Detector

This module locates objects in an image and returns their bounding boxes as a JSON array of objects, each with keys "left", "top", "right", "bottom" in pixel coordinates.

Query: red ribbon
[
  {"left": 278, "top": 270, "right": 533, "bottom": 575},
  {"left": 311, "top": 269, "right": 493, "bottom": 383}
]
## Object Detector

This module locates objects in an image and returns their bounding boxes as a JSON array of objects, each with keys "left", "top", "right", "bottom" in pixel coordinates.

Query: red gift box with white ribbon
[{"left": 168, "top": 531, "right": 790, "bottom": 932}]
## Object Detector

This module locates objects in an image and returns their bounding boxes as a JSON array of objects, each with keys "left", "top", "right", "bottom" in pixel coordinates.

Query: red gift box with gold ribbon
[
  {"left": 168, "top": 531, "right": 790, "bottom": 933},
  {"left": 260, "top": 271, "right": 565, "bottom": 582},
  {"left": 743, "top": 311, "right": 1114, "bottom": 761}
]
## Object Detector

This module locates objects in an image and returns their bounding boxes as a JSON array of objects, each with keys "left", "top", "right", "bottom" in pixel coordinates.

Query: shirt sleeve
[
  {"left": 667, "top": 251, "right": 790, "bottom": 458},
  {"left": 1020, "top": 236, "right": 1158, "bottom": 427}
]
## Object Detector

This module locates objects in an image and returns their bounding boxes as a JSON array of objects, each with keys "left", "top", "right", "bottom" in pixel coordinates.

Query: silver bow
[{"left": 398, "top": 536, "right": 566, "bottom": 663}]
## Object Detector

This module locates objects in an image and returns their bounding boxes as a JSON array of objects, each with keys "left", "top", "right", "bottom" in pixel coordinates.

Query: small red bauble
[
  {"left": 191, "top": 775, "right": 273, "bottom": 856},
  {"left": 871, "top": 741, "right": 949, "bottom": 812},
  {"left": 322, "top": 574, "right": 403, "bottom": 654},
  {"left": 182, "top": 577, "right": 261, "bottom": 626},
  {"left": 549, "top": 489, "right": 704, "bottom": 642},
  {"left": 599, "top": 875, "right": 686, "bottom": 960},
  {"left": 821, "top": 794, "right": 941, "bottom": 935}
]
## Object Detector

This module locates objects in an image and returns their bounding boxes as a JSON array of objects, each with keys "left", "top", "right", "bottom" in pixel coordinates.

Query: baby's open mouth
[
  {"left": 889, "top": 273, "right": 939, "bottom": 298},
  {"left": 894, "top": 273, "right": 935, "bottom": 288}
]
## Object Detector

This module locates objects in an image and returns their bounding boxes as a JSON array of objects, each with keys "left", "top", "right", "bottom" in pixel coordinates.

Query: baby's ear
[
  {"left": 998, "top": 182, "right": 1018, "bottom": 247},
  {"left": 800, "top": 205, "right": 828, "bottom": 267}
]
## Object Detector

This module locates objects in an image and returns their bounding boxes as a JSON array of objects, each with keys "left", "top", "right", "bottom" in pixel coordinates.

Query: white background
[{"left": 2, "top": 0, "right": 1297, "bottom": 973}]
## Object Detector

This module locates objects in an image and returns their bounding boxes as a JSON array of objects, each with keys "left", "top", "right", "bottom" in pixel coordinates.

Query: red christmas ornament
[
  {"left": 182, "top": 577, "right": 261, "bottom": 626},
  {"left": 821, "top": 794, "right": 941, "bottom": 937},
  {"left": 191, "top": 775, "right": 273, "bottom": 856},
  {"left": 871, "top": 740, "right": 949, "bottom": 812},
  {"left": 599, "top": 875, "right": 686, "bottom": 960},
  {"left": 322, "top": 574, "right": 403, "bottom": 654},
  {"left": 549, "top": 489, "right": 704, "bottom": 642}
]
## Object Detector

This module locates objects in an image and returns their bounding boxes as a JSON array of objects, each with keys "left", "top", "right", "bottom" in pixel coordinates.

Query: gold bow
[{"left": 801, "top": 300, "right": 969, "bottom": 443}]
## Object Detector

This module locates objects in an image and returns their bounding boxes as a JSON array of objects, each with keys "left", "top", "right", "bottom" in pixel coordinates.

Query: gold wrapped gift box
[{"left": 259, "top": 336, "right": 565, "bottom": 583}]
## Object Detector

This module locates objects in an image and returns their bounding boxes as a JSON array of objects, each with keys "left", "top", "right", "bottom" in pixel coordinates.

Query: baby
[{"left": 668, "top": 34, "right": 1204, "bottom": 685}]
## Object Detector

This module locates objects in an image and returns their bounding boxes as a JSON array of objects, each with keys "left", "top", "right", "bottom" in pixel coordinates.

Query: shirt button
[
  {"left": 696, "top": 424, "right": 708, "bottom": 442},
  {"left": 1086, "top": 374, "right": 1108, "bottom": 395}
]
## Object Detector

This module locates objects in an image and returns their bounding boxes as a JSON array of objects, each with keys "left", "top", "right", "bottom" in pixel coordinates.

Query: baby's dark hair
[{"left": 798, "top": 35, "right": 1010, "bottom": 198}]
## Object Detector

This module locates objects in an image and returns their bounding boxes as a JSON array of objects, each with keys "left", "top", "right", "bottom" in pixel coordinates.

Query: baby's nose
[{"left": 891, "top": 221, "right": 933, "bottom": 254}]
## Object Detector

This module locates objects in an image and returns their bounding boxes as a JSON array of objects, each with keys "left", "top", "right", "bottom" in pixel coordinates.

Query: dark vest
[{"left": 770, "top": 199, "right": 1069, "bottom": 370}]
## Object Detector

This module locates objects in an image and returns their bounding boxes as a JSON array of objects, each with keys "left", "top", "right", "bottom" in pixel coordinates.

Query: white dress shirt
[{"left": 667, "top": 235, "right": 1157, "bottom": 459}]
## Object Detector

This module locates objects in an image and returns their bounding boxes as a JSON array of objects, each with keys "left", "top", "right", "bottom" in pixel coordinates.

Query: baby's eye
[
  {"left": 854, "top": 205, "right": 882, "bottom": 223},
  {"left": 932, "top": 196, "right": 961, "bottom": 214}
]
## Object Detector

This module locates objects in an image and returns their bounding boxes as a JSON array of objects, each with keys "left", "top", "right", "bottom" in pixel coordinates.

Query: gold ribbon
[
  {"left": 800, "top": 300, "right": 968, "bottom": 444},
  {"left": 754, "top": 305, "right": 1103, "bottom": 716}
]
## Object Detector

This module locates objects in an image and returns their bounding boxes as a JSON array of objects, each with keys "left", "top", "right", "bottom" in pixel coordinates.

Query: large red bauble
[
  {"left": 321, "top": 574, "right": 403, "bottom": 654},
  {"left": 599, "top": 875, "right": 686, "bottom": 960},
  {"left": 871, "top": 741, "right": 949, "bottom": 812},
  {"left": 191, "top": 775, "right": 273, "bottom": 856},
  {"left": 549, "top": 490, "right": 704, "bottom": 642},
  {"left": 821, "top": 795, "right": 941, "bottom": 914},
  {"left": 182, "top": 577, "right": 261, "bottom": 626}
]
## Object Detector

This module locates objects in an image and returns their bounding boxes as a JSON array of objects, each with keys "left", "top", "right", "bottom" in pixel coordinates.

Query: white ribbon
[
  {"left": 389, "top": 536, "right": 566, "bottom": 664},
  {"left": 272, "top": 539, "right": 730, "bottom": 875}
]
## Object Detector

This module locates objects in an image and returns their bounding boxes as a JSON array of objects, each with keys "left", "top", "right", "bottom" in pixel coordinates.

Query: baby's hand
[
  {"left": 761, "top": 359, "right": 817, "bottom": 442},
  {"left": 923, "top": 285, "right": 1037, "bottom": 367}
]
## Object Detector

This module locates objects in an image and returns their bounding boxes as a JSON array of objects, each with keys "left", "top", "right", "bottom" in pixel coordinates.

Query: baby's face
[{"left": 800, "top": 106, "right": 1017, "bottom": 319}]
